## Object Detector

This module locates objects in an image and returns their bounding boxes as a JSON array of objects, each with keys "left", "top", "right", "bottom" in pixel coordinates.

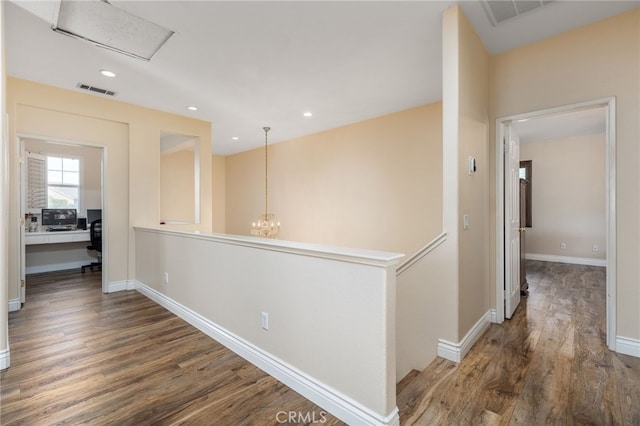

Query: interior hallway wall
[
  {"left": 225, "top": 103, "right": 443, "bottom": 258},
  {"left": 489, "top": 9, "right": 640, "bottom": 341},
  {"left": 5, "top": 77, "right": 212, "bottom": 304},
  {"left": 520, "top": 133, "right": 606, "bottom": 261}
]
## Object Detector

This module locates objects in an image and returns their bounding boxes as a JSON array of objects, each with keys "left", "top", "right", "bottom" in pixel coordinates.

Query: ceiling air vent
[
  {"left": 77, "top": 83, "right": 116, "bottom": 97},
  {"left": 481, "top": 0, "right": 555, "bottom": 26}
]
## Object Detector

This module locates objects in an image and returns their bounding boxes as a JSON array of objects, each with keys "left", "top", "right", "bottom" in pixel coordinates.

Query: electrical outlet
[
  {"left": 164, "top": 272, "right": 169, "bottom": 284},
  {"left": 592, "top": 244, "right": 599, "bottom": 252},
  {"left": 261, "top": 312, "right": 269, "bottom": 330},
  {"left": 560, "top": 243, "right": 567, "bottom": 250}
]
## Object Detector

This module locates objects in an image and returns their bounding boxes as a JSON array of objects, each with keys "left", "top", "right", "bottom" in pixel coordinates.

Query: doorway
[
  {"left": 495, "top": 97, "right": 616, "bottom": 350},
  {"left": 19, "top": 135, "right": 107, "bottom": 299}
]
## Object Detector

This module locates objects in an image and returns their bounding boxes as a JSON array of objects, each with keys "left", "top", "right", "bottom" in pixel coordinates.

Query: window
[{"left": 47, "top": 156, "right": 80, "bottom": 209}]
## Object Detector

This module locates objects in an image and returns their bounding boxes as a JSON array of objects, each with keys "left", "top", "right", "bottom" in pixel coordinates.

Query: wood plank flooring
[
  {"left": 397, "top": 261, "right": 640, "bottom": 425},
  {"left": 3, "top": 262, "right": 639, "bottom": 425},
  {"left": 0, "top": 270, "right": 343, "bottom": 425}
]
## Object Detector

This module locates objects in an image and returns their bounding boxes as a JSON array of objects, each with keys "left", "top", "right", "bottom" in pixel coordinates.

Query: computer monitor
[
  {"left": 87, "top": 209, "right": 102, "bottom": 225},
  {"left": 42, "top": 209, "right": 77, "bottom": 226}
]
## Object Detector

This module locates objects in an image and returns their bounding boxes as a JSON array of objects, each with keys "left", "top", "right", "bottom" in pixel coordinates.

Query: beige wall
[
  {"left": 455, "top": 7, "right": 491, "bottom": 338},
  {"left": 489, "top": 9, "right": 640, "bottom": 340},
  {"left": 135, "top": 228, "right": 401, "bottom": 422},
  {"left": 441, "top": 5, "right": 491, "bottom": 343},
  {"left": 225, "top": 103, "right": 442, "bottom": 258},
  {"left": 15, "top": 103, "right": 129, "bottom": 293},
  {"left": 211, "top": 155, "right": 226, "bottom": 233},
  {"left": 160, "top": 149, "right": 195, "bottom": 223},
  {"left": 5, "top": 77, "right": 212, "bottom": 303},
  {"left": 520, "top": 133, "right": 606, "bottom": 260}
]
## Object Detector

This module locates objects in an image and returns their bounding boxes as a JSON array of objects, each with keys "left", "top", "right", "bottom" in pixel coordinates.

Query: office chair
[{"left": 81, "top": 219, "right": 102, "bottom": 273}]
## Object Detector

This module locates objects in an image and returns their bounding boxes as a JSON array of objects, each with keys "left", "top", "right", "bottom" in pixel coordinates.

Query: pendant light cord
[{"left": 263, "top": 127, "right": 270, "bottom": 217}]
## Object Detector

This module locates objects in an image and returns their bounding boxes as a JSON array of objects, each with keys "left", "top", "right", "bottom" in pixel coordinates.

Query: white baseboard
[
  {"left": 8, "top": 298, "right": 21, "bottom": 312},
  {"left": 25, "top": 260, "right": 89, "bottom": 275},
  {"left": 134, "top": 281, "right": 399, "bottom": 426},
  {"left": 438, "top": 310, "right": 492, "bottom": 363},
  {"left": 107, "top": 280, "right": 136, "bottom": 293},
  {"left": 0, "top": 348, "right": 9, "bottom": 370},
  {"left": 525, "top": 253, "right": 606, "bottom": 267},
  {"left": 490, "top": 308, "right": 497, "bottom": 323},
  {"left": 616, "top": 336, "right": 640, "bottom": 358}
]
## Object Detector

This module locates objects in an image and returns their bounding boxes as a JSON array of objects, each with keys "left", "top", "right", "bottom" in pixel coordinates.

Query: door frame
[
  {"left": 495, "top": 97, "right": 616, "bottom": 350},
  {"left": 18, "top": 134, "right": 108, "bottom": 295}
]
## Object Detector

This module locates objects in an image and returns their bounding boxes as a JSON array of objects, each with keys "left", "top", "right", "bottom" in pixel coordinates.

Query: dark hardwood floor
[
  {"left": 397, "top": 261, "right": 640, "bottom": 425},
  {"left": 3, "top": 262, "right": 639, "bottom": 425},
  {"left": 0, "top": 270, "right": 342, "bottom": 425}
]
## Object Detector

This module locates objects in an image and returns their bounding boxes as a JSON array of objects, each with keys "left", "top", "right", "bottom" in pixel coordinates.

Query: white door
[{"left": 504, "top": 125, "right": 521, "bottom": 319}]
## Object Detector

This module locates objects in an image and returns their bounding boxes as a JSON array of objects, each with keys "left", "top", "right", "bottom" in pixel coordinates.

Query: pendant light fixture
[{"left": 251, "top": 127, "right": 280, "bottom": 238}]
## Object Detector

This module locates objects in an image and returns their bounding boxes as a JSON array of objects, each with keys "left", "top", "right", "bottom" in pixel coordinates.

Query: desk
[
  {"left": 25, "top": 230, "right": 94, "bottom": 274},
  {"left": 25, "top": 230, "right": 90, "bottom": 245}
]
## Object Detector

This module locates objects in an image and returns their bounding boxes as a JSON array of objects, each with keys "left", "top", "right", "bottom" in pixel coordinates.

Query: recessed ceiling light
[
  {"left": 303, "top": 112, "right": 313, "bottom": 117},
  {"left": 100, "top": 69, "right": 116, "bottom": 78},
  {"left": 187, "top": 106, "right": 198, "bottom": 111},
  {"left": 232, "top": 136, "right": 239, "bottom": 140}
]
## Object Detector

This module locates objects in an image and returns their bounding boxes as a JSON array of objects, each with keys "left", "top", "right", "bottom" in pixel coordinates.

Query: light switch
[{"left": 463, "top": 214, "right": 470, "bottom": 230}]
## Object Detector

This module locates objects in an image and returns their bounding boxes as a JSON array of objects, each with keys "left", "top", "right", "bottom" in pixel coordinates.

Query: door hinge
[
  {"left": 21, "top": 279, "right": 25, "bottom": 288},
  {"left": 19, "top": 156, "right": 25, "bottom": 164}
]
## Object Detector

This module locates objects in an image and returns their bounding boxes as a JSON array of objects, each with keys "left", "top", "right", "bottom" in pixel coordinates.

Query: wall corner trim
[
  {"left": 0, "top": 348, "right": 10, "bottom": 370},
  {"left": 616, "top": 336, "right": 640, "bottom": 358},
  {"left": 437, "top": 310, "right": 492, "bottom": 363},
  {"left": 134, "top": 280, "right": 400, "bottom": 426}
]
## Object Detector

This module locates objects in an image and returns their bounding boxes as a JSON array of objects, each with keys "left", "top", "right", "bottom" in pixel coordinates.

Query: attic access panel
[{"left": 52, "top": 0, "right": 174, "bottom": 61}]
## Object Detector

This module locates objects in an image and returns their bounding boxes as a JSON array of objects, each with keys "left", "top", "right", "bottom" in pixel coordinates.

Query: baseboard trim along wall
[
  {"left": 0, "top": 348, "right": 10, "bottom": 370},
  {"left": 106, "top": 280, "right": 136, "bottom": 293},
  {"left": 8, "top": 298, "right": 21, "bottom": 312},
  {"left": 437, "top": 309, "right": 493, "bottom": 363},
  {"left": 135, "top": 281, "right": 400, "bottom": 426},
  {"left": 525, "top": 253, "right": 606, "bottom": 267},
  {"left": 616, "top": 336, "right": 640, "bottom": 358}
]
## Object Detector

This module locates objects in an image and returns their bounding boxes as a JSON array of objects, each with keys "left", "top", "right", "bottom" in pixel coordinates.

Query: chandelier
[{"left": 251, "top": 127, "right": 280, "bottom": 238}]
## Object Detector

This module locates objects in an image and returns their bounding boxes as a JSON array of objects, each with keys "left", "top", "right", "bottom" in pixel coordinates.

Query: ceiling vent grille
[
  {"left": 77, "top": 83, "right": 116, "bottom": 97},
  {"left": 481, "top": 1, "right": 555, "bottom": 26}
]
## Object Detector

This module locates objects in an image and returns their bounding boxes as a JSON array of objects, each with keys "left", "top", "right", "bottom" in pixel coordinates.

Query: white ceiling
[
  {"left": 5, "top": 1, "right": 638, "bottom": 155},
  {"left": 513, "top": 107, "right": 606, "bottom": 144}
]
